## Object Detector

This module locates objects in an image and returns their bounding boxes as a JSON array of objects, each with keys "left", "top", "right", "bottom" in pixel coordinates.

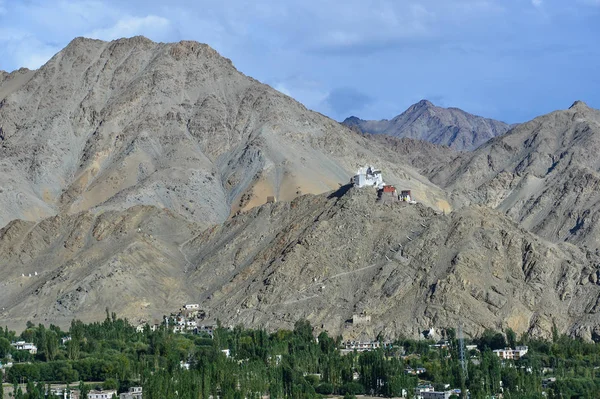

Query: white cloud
[
  {"left": 0, "top": 26, "right": 63, "bottom": 70},
  {"left": 86, "top": 15, "right": 171, "bottom": 41},
  {"left": 532, "top": 0, "right": 543, "bottom": 7}
]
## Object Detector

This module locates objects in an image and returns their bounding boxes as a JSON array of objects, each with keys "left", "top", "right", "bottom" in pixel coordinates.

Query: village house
[
  {"left": 377, "top": 185, "right": 398, "bottom": 203},
  {"left": 415, "top": 383, "right": 435, "bottom": 399},
  {"left": 11, "top": 341, "right": 37, "bottom": 354},
  {"left": 119, "top": 387, "right": 142, "bottom": 399},
  {"left": 341, "top": 340, "right": 381, "bottom": 352},
  {"left": 493, "top": 346, "right": 528, "bottom": 360},
  {"left": 430, "top": 340, "right": 449, "bottom": 349},
  {"left": 186, "top": 320, "right": 198, "bottom": 330},
  {"left": 400, "top": 190, "right": 412, "bottom": 202},
  {"left": 48, "top": 387, "right": 80, "bottom": 399},
  {"left": 421, "top": 390, "right": 461, "bottom": 399},
  {"left": 88, "top": 389, "right": 117, "bottom": 399},
  {"left": 172, "top": 325, "right": 184, "bottom": 334},
  {"left": 340, "top": 339, "right": 394, "bottom": 355},
  {"left": 197, "top": 324, "right": 214, "bottom": 337},
  {"left": 181, "top": 304, "right": 201, "bottom": 318}
]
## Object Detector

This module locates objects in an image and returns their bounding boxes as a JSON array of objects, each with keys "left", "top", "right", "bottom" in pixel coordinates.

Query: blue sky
[{"left": 0, "top": 0, "right": 599, "bottom": 123}]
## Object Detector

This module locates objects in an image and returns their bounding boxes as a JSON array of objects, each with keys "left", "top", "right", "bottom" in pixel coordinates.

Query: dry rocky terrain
[
  {"left": 3, "top": 188, "right": 600, "bottom": 342},
  {"left": 2, "top": 37, "right": 600, "bottom": 340},
  {"left": 432, "top": 101, "right": 600, "bottom": 250},
  {"left": 0, "top": 37, "right": 448, "bottom": 231}
]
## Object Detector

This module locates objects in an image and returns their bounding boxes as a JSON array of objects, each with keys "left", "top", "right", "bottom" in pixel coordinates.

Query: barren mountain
[
  {"left": 4, "top": 36, "right": 600, "bottom": 341},
  {"left": 2, "top": 188, "right": 600, "bottom": 340},
  {"left": 343, "top": 100, "right": 512, "bottom": 150},
  {"left": 435, "top": 101, "right": 600, "bottom": 250},
  {"left": 0, "top": 37, "right": 449, "bottom": 230}
]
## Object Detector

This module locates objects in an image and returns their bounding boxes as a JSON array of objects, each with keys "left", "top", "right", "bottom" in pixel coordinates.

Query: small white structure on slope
[{"left": 352, "top": 165, "right": 385, "bottom": 189}]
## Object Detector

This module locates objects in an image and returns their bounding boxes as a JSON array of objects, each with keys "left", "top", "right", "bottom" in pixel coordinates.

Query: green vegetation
[{"left": 2, "top": 316, "right": 600, "bottom": 399}]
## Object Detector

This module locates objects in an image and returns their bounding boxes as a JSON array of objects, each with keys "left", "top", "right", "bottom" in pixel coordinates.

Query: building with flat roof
[
  {"left": 88, "top": 390, "right": 117, "bottom": 399},
  {"left": 493, "top": 346, "right": 528, "bottom": 360},
  {"left": 119, "top": 387, "right": 142, "bottom": 399},
  {"left": 11, "top": 341, "right": 37, "bottom": 354}
]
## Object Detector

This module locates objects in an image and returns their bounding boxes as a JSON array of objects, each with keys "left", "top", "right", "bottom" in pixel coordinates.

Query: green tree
[
  {"left": 505, "top": 328, "right": 517, "bottom": 348},
  {"left": 0, "top": 337, "right": 11, "bottom": 358}
]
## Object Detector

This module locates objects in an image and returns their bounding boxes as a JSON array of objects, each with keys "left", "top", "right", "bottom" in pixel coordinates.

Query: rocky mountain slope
[
  {"left": 433, "top": 101, "right": 600, "bottom": 250},
  {"left": 0, "top": 37, "right": 449, "bottom": 230},
  {"left": 3, "top": 36, "right": 600, "bottom": 341},
  {"left": 343, "top": 100, "right": 512, "bottom": 150},
  {"left": 2, "top": 188, "right": 600, "bottom": 341}
]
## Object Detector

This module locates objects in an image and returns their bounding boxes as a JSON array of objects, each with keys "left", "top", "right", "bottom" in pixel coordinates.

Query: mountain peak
[
  {"left": 570, "top": 100, "right": 590, "bottom": 110},
  {"left": 415, "top": 99, "right": 434, "bottom": 108},
  {"left": 342, "top": 100, "right": 510, "bottom": 150},
  {"left": 342, "top": 116, "right": 364, "bottom": 123}
]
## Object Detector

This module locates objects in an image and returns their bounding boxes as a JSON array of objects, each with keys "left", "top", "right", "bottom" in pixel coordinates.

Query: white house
[
  {"left": 186, "top": 320, "right": 198, "bottom": 329},
  {"left": 421, "top": 391, "right": 453, "bottom": 399},
  {"left": 47, "top": 387, "right": 77, "bottom": 399},
  {"left": 183, "top": 304, "right": 200, "bottom": 310},
  {"left": 493, "top": 346, "right": 528, "bottom": 360},
  {"left": 11, "top": 341, "right": 37, "bottom": 354},
  {"left": 341, "top": 340, "right": 384, "bottom": 352},
  {"left": 119, "top": 387, "right": 142, "bottom": 399},
  {"left": 415, "top": 384, "right": 434, "bottom": 399},
  {"left": 88, "top": 389, "right": 117, "bottom": 399}
]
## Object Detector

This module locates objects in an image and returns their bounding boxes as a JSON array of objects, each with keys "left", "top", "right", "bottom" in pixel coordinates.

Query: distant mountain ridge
[{"left": 343, "top": 99, "right": 512, "bottom": 150}]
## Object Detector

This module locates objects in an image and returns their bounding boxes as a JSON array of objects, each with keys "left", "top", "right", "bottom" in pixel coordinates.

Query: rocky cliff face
[{"left": 343, "top": 100, "right": 512, "bottom": 151}]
